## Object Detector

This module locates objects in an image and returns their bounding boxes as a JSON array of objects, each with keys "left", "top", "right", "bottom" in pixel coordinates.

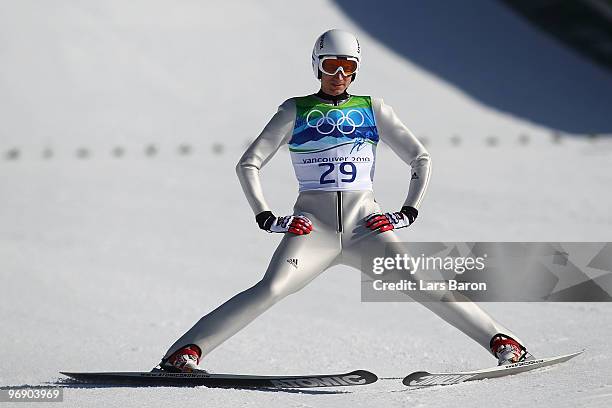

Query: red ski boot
[
  {"left": 490, "top": 334, "right": 533, "bottom": 366},
  {"left": 159, "top": 345, "right": 206, "bottom": 373}
]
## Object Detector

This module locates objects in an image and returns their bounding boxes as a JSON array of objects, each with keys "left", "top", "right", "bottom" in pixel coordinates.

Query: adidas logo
[
  {"left": 286, "top": 258, "right": 299, "bottom": 269},
  {"left": 411, "top": 172, "right": 419, "bottom": 180}
]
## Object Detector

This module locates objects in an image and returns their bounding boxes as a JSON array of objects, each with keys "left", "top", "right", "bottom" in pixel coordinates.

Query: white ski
[
  {"left": 403, "top": 350, "right": 584, "bottom": 387},
  {"left": 60, "top": 369, "right": 378, "bottom": 388}
]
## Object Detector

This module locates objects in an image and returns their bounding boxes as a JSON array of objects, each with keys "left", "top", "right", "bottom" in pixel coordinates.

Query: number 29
[{"left": 319, "top": 162, "right": 357, "bottom": 184}]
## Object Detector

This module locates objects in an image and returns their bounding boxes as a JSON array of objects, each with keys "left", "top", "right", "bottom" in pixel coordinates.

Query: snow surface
[{"left": 1, "top": 1, "right": 612, "bottom": 407}]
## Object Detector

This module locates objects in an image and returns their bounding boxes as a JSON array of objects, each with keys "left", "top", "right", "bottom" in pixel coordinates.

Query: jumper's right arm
[{"left": 236, "top": 99, "right": 296, "bottom": 215}]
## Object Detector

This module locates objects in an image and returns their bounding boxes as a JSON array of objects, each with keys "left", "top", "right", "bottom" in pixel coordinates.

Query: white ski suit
[{"left": 163, "top": 93, "right": 521, "bottom": 360}]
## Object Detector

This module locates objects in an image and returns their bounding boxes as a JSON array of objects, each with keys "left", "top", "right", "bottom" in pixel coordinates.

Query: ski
[
  {"left": 60, "top": 369, "right": 378, "bottom": 389},
  {"left": 402, "top": 350, "right": 584, "bottom": 387}
]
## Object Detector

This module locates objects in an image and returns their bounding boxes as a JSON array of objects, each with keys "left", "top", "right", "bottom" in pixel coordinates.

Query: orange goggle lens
[{"left": 320, "top": 58, "right": 359, "bottom": 76}]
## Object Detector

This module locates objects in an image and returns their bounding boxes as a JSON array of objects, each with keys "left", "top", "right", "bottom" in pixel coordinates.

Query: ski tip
[
  {"left": 557, "top": 349, "right": 585, "bottom": 360},
  {"left": 60, "top": 371, "right": 99, "bottom": 381},
  {"left": 570, "top": 349, "right": 586, "bottom": 358},
  {"left": 59, "top": 372, "right": 79, "bottom": 380},
  {"left": 60, "top": 372, "right": 83, "bottom": 377}
]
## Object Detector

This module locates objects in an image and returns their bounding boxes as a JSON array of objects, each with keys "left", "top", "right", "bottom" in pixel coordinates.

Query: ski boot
[
  {"left": 156, "top": 344, "right": 207, "bottom": 373},
  {"left": 490, "top": 333, "right": 534, "bottom": 366}
]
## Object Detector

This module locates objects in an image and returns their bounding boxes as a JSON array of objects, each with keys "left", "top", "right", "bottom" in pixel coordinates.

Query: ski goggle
[{"left": 318, "top": 56, "right": 360, "bottom": 76}]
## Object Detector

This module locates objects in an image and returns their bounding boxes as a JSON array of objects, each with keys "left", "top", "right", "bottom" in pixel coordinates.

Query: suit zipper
[
  {"left": 334, "top": 98, "right": 342, "bottom": 232},
  {"left": 336, "top": 191, "right": 343, "bottom": 232}
]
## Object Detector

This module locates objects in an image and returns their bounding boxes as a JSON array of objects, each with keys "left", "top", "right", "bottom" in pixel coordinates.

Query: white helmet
[{"left": 311, "top": 29, "right": 361, "bottom": 79}]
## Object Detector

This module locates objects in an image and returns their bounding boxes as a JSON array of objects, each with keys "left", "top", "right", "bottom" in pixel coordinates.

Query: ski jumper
[{"left": 163, "top": 94, "right": 521, "bottom": 359}]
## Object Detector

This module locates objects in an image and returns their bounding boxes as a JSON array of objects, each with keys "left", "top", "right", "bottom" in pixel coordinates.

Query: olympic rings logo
[{"left": 306, "top": 108, "right": 365, "bottom": 135}]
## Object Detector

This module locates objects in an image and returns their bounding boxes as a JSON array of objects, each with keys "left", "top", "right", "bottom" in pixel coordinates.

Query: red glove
[
  {"left": 256, "top": 211, "right": 313, "bottom": 235},
  {"left": 366, "top": 206, "right": 418, "bottom": 232}
]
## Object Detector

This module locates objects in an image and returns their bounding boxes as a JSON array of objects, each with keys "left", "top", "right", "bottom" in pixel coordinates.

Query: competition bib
[{"left": 289, "top": 95, "right": 379, "bottom": 192}]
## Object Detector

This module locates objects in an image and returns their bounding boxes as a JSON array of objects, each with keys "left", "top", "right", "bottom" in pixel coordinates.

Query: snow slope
[{"left": 1, "top": 1, "right": 611, "bottom": 407}]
